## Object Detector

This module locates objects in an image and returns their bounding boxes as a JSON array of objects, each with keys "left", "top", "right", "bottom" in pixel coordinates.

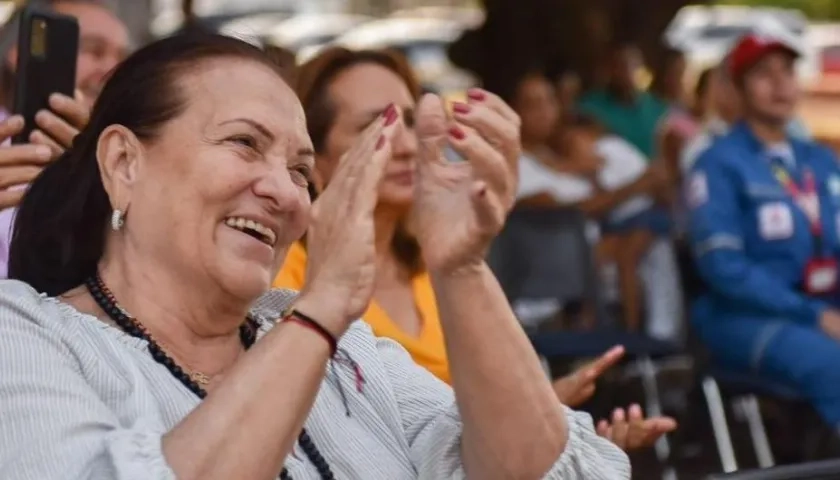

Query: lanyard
[{"left": 772, "top": 165, "right": 824, "bottom": 252}]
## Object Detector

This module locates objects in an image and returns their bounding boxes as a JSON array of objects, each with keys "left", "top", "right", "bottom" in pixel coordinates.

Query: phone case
[{"left": 12, "top": 6, "right": 79, "bottom": 145}]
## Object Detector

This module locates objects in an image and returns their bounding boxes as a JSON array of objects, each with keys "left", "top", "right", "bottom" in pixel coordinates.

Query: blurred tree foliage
[{"left": 715, "top": 0, "right": 840, "bottom": 20}]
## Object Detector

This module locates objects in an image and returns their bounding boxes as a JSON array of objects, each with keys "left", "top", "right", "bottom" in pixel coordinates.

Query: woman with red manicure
[{"left": 275, "top": 48, "right": 676, "bottom": 453}]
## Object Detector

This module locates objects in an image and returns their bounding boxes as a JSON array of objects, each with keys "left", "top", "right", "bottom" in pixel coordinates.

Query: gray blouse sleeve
[
  {"left": 0, "top": 282, "right": 177, "bottom": 480},
  {"left": 376, "top": 336, "right": 632, "bottom": 479}
]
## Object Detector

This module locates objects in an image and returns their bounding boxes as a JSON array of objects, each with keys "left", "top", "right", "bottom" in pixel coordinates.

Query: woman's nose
[
  {"left": 391, "top": 123, "right": 418, "bottom": 158},
  {"left": 252, "top": 168, "right": 306, "bottom": 212}
]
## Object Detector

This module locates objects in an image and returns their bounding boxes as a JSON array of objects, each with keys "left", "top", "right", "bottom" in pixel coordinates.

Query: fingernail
[
  {"left": 452, "top": 102, "right": 471, "bottom": 114},
  {"left": 375, "top": 135, "right": 386, "bottom": 151},
  {"left": 448, "top": 126, "right": 465, "bottom": 140},
  {"left": 467, "top": 89, "right": 486, "bottom": 101},
  {"left": 383, "top": 103, "right": 397, "bottom": 126},
  {"left": 49, "top": 93, "right": 64, "bottom": 105},
  {"left": 34, "top": 145, "right": 51, "bottom": 158}
]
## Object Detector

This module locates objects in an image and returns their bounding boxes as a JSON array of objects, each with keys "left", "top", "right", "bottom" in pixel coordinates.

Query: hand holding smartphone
[{"left": 12, "top": 6, "right": 79, "bottom": 146}]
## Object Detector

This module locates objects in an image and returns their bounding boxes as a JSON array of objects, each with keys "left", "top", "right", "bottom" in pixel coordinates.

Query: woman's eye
[
  {"left": 290, "top": 166, "right": 312, "bottom": 187},
  {"left": 402, "top": 111, "right": 415, "bottom": 129},
  {"left": 228, "top": 135, "right": 258, "bottom": 150}
]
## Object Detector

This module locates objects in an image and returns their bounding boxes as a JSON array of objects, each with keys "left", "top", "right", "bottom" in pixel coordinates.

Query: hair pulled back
[{"left": 9, "top": 33, "right": 285, "bottom": 295}]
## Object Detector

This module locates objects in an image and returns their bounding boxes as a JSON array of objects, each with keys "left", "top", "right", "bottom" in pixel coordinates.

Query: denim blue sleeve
[{"left": 687, "top": 150, "right": 826, "bottom": 326}]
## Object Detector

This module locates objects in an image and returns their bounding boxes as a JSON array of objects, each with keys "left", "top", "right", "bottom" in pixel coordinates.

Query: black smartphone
[{"left": 12, "top": 6, "right": 79, "bottom": 145}]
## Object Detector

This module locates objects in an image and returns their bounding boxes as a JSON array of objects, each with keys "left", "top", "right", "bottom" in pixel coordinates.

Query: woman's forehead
[
  {"left": 329, "top": 63, "right": 415, "bottom": 112},
  {"left": 177, "top": 59, "right": 310, "bottom": 144}
]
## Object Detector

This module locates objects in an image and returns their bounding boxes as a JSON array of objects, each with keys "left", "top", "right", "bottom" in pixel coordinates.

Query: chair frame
[
  {"left": 701, "top": 376, "right": 777, "bottom": 473},
  {"left": 491, "top": 206, "right": 683, "bottom": 480}
]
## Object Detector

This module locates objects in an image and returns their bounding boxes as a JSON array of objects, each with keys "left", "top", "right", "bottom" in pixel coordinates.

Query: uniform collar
[{"left": 731, "top": 120, "right": 803, "bottom": 169}]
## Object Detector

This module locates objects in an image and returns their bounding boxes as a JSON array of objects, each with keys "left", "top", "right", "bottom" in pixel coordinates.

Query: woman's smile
[{"left": 223, "top": 216, "right": 278, "bottom": 247}]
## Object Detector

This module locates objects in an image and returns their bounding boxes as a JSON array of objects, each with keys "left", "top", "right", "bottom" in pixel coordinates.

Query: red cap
[{"left": 727, "top": 33, "right": 800, "bottom": 79}]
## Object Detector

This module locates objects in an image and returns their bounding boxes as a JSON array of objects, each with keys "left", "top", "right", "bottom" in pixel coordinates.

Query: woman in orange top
[
  {"left": 274, "top": 48, "right": 675, "bottom": 450},
  {"left": 276, "top": 241, "right": 450, "bottom": 382}
]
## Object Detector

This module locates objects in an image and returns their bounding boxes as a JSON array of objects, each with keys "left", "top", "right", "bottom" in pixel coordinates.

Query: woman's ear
[{"left": 96, "top": 125, "right": 143, "bottom": 212}]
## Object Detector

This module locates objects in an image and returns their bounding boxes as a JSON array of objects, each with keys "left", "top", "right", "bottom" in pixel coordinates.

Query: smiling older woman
[{"left": 0, "top": 34, "right": 630, "bottom": 479}]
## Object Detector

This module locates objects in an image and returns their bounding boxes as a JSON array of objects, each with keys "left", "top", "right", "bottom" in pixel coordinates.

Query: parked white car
[
  {"left": 665, "top": 5, "right": 819, "bottom": 85},
  {"left": 333, "top": 17, "right": 477, "bottom": 97}
]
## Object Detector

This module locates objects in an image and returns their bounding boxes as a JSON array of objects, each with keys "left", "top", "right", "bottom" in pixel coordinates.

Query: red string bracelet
[{"left": 282, "top": 309, "right": 338, "bottom": 356}]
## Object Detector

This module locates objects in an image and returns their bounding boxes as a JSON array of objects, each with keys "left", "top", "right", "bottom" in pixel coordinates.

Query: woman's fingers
[
  {"left": 447, "top": 123, "right": 508, "bottom": 194},
  {"left": 0, "top": 115, "right": 24, "bottom": 143},
  {"left": 0, "top": 143, "right": 53, "bottom": 167},
  {"left": 357, "top": 106, "right": 401, "bottom": 194},
  {"left": 0, "top": 164, "right": 43, "bottom": 189},
  {"left": 451, "top": 100, "right": 519, "bottom": 163},
  {"left": 627, "top": 403, "right": 644, "bottom": 422},
  {"left": 586, "top": 345, "right": 626, "bottom": 379},
  {"left": 332, "top": 104, "right": 393, "bottom": 182},
  {"left": 0, "top": 188, "right": 25, "bottom": 211},
  {"left": 609, "top": 408, "right": 629, "bottom": 448},
  {"left": 29, "top": 129, "right": 63, "bottom": 158},
  {"left": 414, "top": 94, "right": 448, "bottom": 168},
  {"left": 35, "top": 109, "right": 78, "bottom": 150},
  {"left": 596, "top": 419, "right": 610, "bottom": 437},
  {"left": 466, "top": 88, "right": 521, "bottom": 128},
  {"left": 48, "top": 93, "right": 90, "bottom": 130}
]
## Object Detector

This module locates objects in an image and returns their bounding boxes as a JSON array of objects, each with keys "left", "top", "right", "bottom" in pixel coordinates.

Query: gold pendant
[{"left": 191, "top": 371, "right": 211, "bottom": 387}]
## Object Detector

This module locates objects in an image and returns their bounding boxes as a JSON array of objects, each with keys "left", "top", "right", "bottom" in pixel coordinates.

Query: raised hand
[
  {"left": 596, "top": 404, "right": 678, "bottom": 452},
  {"left": 552, "top": 345, "right": 625, "bottom": 407},
  {"left": 0, "top": 115, "right": 53, "bottom": 211},
  {"left": 411, "top": 89, "right": 521, "bottom": 273},
  {"left": 295, "top": 105, "right": 401, "bottom": 334},
  {"left": 31, "top": 90, "right": 90, "bottom": 155}
]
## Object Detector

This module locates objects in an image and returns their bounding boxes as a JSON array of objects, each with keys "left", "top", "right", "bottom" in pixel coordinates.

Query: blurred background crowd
[{"left": 4, "top": 0, "right": 840, "bottom": 478}]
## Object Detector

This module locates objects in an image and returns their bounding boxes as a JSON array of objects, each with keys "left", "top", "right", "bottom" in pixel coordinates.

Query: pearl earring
[{"left": 111, "top": 209, "right": 125, "bottom": 231}]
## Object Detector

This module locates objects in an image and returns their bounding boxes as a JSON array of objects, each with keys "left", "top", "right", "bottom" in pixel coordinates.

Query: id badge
[{"left": 804, "top": 257, "right": 839, "bottom": 295}]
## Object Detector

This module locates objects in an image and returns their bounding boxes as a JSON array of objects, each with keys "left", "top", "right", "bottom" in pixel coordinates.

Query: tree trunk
[{"left": 449, "top": 0, "right": 705, "bottom": 97}]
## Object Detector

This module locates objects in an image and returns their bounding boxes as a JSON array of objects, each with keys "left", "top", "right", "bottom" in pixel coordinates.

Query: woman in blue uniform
[{"left": 687, "top": 33, "right": 840, "bottom": 429}]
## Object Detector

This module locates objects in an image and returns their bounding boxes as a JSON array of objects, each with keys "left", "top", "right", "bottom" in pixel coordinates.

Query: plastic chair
[
  {"left": 488, "top": 205, "right": 685, "bottom": 480},
  {"left": 700, "top": 366, "right": 804, "bottom": 474},
  {"left": 705, "top": 458, "right": 840, "bottom": 480}
]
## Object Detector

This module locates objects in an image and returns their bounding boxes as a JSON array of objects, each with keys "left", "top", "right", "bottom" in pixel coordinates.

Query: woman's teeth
[{"left": 224, "top": 217, "right": 277, "bottom": 246}]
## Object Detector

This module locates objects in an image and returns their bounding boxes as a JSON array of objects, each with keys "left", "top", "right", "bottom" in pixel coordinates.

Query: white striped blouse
[{"left": 0, "top": 280, "right": 631, "bottom": 479}]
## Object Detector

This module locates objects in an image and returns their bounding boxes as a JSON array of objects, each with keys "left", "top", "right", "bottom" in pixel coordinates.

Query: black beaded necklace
[{"left": 85, "top": 274, "right": 335, "bottom": 480}]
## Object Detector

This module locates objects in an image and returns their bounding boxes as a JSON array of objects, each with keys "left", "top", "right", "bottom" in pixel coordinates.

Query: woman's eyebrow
[{"left": 218, "top": 118, "right": 274, "bottom": 141}]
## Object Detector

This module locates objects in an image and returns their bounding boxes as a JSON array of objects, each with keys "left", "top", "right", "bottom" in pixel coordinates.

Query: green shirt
[{"left": 578, "top": 90, "right": 668, "bottom": 160}]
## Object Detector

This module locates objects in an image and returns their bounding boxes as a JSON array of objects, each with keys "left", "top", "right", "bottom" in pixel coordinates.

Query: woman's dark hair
[
  {"left": 9, "top": 33, "right": 286, "bottom": 296},
  {"left": 295, "top": 47, "right": 423, "bottom": 275}
]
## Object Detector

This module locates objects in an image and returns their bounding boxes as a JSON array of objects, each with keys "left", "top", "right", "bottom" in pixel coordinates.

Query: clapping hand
[
  {"left": 596, "top": 404, "right": 678, "bottom": 452},
  {"left": 552, "top": 346, "right": 625, "bottom": 407},
  {"left": 295, "top": 105, "right": 401, "bottom": 334},
  {"left": 410, "top": 89, "right": 520, "bottom": 273}
]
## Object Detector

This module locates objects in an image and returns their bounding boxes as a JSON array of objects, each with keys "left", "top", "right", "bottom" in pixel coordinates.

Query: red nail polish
[
  {"left": 467, "top": 89, "right": 486, "bottom": 101},
  {"left": 383, "top": 103, "right": 397, "bottom": 126},
  {"left": 452, "top": 102, "right": 471, "bottom": 114},
  {"left": 448, "top": 126, "right": 466, "bottom": 140},
  {"left": 384, "top": 111, "right": 398, "bottom": 127},
  {"left": 375, "top": 135, "right": 386, "bottom": 150}
]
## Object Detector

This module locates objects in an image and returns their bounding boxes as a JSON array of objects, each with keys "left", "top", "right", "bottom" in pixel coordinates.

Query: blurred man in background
[
  {"left": 0, "top": 0, "right": 129, "bottom": 278},
  {"left": 688, "top": 33, "right": 840, "bottom": 431}
]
